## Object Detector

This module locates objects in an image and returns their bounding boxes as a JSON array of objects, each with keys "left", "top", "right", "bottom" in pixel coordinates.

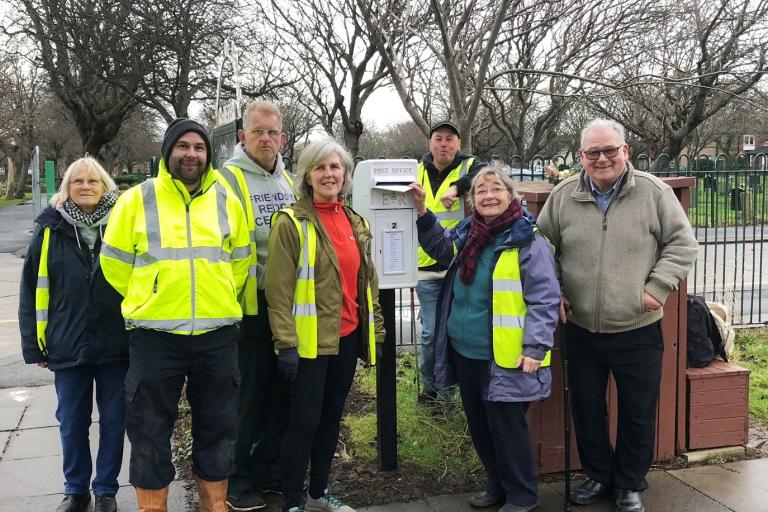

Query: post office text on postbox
[{"left": 352, "top": 159, "right": 419, "bottom": 290}]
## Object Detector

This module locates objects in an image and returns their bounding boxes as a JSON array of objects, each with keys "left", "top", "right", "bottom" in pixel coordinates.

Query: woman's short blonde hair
[
  {"left": 50, "top": 157, "right": 117, "bottom": 208},
  {"left": 293, "top": 139, "right": 355, "bottom": 200},
  {"left": 466, "top": 163, "right": 521, "bottom": 212}
]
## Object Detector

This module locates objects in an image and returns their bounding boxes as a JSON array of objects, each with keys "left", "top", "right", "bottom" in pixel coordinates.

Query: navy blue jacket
[{"left": 19, "top": 206, "right": 128, "bottom": 370}]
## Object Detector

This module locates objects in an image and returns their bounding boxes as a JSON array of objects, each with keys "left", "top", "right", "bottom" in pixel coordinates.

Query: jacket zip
[
  {"left": 185, "top": 203, "right": 195, "bottom": 334},
  {"left": 594, "top": 201, "right": 614, "bottom": 329}
]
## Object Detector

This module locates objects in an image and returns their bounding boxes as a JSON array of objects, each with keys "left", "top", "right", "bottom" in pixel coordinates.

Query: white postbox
[{"left": 352, "top": 159, "right": 419, "bottom": 289}]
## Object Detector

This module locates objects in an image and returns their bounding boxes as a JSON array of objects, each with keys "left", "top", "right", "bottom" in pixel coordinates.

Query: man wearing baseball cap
[
  {"left": 416, "top": 120, "right": 485, "bottom": 407},
  {"left": 101, "top": 118, "right": 252, "bottom": 511}
]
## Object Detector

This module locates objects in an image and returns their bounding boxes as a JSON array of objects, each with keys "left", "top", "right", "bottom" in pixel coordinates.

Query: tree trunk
[
  {"left": 343, "top": 120, "right": 364, "bottom": 157},
  {"left": 5, "top": 157, "right": 16, "bottom": 200},
  {"left": 13, "top": 155, "right": 31, "bottom": 199}
]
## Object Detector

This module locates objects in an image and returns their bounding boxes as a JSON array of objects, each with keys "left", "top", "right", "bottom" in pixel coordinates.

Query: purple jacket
[{"left": 417, "top": 210, "right": 560, "bottom": 402}]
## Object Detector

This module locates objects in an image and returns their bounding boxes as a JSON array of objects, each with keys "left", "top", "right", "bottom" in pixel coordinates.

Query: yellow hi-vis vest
[
  {"left": 100, "top": 162, "right": 251, "bottom": 335},
  {"left": 216, "top": 164, "right": 294, "bottom": 315},
  {"left": 491, "top": 238, "right": 552, "bottom": 368},
  {"left": 280, "top": 207, "right": 377, "bottom": 365},
  {"left": 34, "top": 226, "right": 51, "bottom": 357},
  {"left": 417, "top": 158, "right": 473, "bottom": 267}
]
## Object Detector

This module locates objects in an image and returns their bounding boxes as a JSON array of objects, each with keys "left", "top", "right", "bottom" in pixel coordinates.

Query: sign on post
[
  {"left": 44, "top": 160, "right": 56, "bottom": 202},
  {"left": 30, "top": 147, "right": 41, "bottom": 221}
]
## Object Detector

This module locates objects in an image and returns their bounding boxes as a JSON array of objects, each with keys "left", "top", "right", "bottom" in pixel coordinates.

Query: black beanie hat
[{"left": 161, "top": 118, "right": 213, "bottom": 169}]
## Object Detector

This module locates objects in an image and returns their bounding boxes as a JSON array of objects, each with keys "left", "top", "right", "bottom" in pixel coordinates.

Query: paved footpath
[{"left": 2, "top": 381, "right": 767, "bottom": 512}]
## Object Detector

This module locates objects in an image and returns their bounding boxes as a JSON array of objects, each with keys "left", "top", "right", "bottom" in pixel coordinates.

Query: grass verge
[
  {"left": 731, "top": 327, "right": 768, "bottom": 421},
  {"left": 0, "top": 192, "right": 32, "bottom": 208},
  {"left": 344, "top": 352, "right": 481, "bottom": 476}
]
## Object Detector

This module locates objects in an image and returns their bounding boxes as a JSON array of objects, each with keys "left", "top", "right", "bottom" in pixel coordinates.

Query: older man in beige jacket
[{"left": 537, "top": 119, "right": 697, "bottom": 512}]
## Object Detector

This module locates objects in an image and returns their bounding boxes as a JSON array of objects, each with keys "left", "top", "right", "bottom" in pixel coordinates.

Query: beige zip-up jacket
[{"left": 537, "top": 165, "right": 698, "bottom": 333}]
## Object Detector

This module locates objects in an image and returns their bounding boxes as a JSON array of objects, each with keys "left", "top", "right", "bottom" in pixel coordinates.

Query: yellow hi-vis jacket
[
  {"left": 100, "top": 161, "right": 251, "bottom": 335},
  {"left": 215, "top": 164, "right": 294, "bottom": 315},
  {"left": 276, "top": 207, "right": 377, "bottom": 363},
  {"left": 416, "top": 158, "right": 473, "bottom": 267},
  {"left": 491, "top": 246, "right": 552, "bottom": 368}
]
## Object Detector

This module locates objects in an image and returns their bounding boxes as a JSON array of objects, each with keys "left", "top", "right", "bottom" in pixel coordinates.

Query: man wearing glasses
[
  {"left": 218, "top": 100, "right": 296, "bottom": 511},
  {"left": 537, "top": 119, "right": 697, "bottom": 512}
]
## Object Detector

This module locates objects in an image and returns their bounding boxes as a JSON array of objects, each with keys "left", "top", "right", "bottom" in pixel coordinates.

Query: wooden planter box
[{"left": 687, "top": 360, "right": 750, "bottom": 450}]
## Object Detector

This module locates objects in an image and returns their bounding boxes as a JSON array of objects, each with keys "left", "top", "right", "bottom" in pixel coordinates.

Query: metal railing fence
[{"left": 388, "top": 152, "right": 768, "bottom": 338}]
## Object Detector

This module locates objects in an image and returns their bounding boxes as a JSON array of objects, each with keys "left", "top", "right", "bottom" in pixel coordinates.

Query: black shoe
[
  {"left": 94, "top": 494, "right": 117, "bottom": 512},
  {"left": 417, "top": 390, "right": 438, "bottom": 405},
  {"left": 468, "top": 491, "right": 502, "bottom": 508},
  {"left": 56, "top": 494, "right": 91, "bottom": 512},
  {"left": 570, "top": 478, "right": 609, "bottom": 505},
  {"left": 615, "top": 489, "right": 644, "bottom": 512},
  {"left": 227, "top": 488, "right": 267, "bottom": 511},
  {"left": 255, "top": 480, "right": 282, "bottom": 494}
]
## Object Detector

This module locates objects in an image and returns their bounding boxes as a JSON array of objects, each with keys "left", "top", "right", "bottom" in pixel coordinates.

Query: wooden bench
[{"left": 686, "top": 360, "right": 750, "bottom": 450}]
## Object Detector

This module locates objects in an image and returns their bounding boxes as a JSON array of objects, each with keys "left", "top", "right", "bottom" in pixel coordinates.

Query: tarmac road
[{"left": 0, "top": 200, "right": 53, "bottom": 389}]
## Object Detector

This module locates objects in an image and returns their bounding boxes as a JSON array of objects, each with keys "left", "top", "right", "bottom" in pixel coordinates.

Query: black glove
[
  {"left": 278, "top": 347, "right": 299, "bottom": 383},
  {"left": 375, "top": 343, "right": 384, "bottom": 363}
]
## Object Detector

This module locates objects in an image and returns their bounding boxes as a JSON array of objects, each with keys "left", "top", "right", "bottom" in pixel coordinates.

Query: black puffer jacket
[{"left": 19, "top": 206, "right": 128, "bottom": 370}]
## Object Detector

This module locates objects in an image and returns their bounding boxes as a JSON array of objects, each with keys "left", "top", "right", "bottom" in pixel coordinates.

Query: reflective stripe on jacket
[
  {"left": 34, "top": 226, "right": 51, "bottom": 356},
  {"left": 416, "top": 158, "right": 472, "bottom": 267},
  {"left": 216, "top": 165, "right": 295, "bottom": 315},
  {"left": 278, "top": 207, "right": 377, "bottom": 364},
  {"left": 492, "top": 242, "right": 552, "bottom": 368},
  {"left": 100, "top": 160, "right": 251, "bottom": 335}
]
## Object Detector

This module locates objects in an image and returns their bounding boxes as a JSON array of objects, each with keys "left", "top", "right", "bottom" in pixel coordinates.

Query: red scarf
[{"left": 455, "top": 201, "right": 523, "bottom": 285}]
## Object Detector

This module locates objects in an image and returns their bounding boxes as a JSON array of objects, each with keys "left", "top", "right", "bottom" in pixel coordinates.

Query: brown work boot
[
  {"left": 135, "top": 486, "right": 169, "bottom": 512},
  {"left": 195, "top": 476, "right": 229, "bottom": 512}
]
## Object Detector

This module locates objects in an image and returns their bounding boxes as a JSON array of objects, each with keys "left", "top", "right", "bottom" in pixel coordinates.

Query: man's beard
[{"left": 170, "top": 157, "right": 205, "bottom": 184}]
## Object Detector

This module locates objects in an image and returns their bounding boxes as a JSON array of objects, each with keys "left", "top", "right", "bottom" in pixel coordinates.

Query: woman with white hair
[
  {"left": 411, "top": 164, "right": 560, "bottom": 512},
  {"left": 265, "top": 139, "right": 385, "bottom": 512},
  {"left": 19, "top": 157, "right": 126, "bottom": 512}
]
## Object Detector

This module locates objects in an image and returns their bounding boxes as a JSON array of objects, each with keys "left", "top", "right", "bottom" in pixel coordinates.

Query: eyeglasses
[
  {"left": 71, "top": 178, "right": 102, "bottom": 188},
  {"left": 249, "top": 128, "right": 281, "bottom": 139},
  {"left": 474, "top": 187, "right": 507, "bottom": 198},
  {"left": 582, "top": 146, "right": 622, "bottom": 160}
]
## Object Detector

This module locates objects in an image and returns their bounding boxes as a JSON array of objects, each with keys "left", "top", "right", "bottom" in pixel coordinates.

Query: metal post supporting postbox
[{"left": 377, "top": 289, "right": 398, "bottom": 470}]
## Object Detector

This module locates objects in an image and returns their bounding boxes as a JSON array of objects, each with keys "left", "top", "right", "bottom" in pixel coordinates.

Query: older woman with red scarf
[{"left": 411, "top": 164, "right": 560, "bottom": 512}]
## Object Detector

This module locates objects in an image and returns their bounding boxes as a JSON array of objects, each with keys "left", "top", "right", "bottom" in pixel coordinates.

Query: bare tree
[
  {"left": 480, "top": 0, "right": 651, "bottom": 160},
  {"left": 358, "top": 0, "right": 515, "bottom": 152},
  {"left": 589, "top": 0, "right": 768, "bottom": 159},
  {"left": 262, "top": 0, "right": 389, "bottom": 156},
  {"left": 101, "top": 107, "right": 162, "bottom": 174},
  {"left": 0, "top": 48, "right": 43, "bottom": 198},
  {"left": 8, "top": 0, "right": 155, "bottom": 156},
  {"left": 128, "top": 0, "right": 294, "bottom": 123}
]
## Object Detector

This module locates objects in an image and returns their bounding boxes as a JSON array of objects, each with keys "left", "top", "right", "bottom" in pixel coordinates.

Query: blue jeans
[
  {"left": 54, "top": 363, "right": 128, "bottom": 496},
  {"left": 415, "top": 278, "right": 443, "bottom": 394}
]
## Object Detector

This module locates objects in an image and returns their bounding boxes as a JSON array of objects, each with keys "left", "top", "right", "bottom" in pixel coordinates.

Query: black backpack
[{"left": 686, "top": 294, "right": 728, "bottom": 368}]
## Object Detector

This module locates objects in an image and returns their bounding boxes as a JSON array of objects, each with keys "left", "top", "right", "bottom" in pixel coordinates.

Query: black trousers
[
  {"left": 451, "top": 350, "right": 537, "bottom": 507},
  {"left": 280, "top": 330, "right": 359, "bottom": 510},
  {"left": 565, "top": 321, "right": 664, "bottom": 491},
  {"left": 125, "top": 325, "right": 240, "bottom": 489},
  {"left": 230, "top": 292, "right": 288, "bottom": 494}
]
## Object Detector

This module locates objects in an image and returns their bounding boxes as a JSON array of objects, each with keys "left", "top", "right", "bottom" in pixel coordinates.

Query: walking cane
[
  {"left": 411, "top": 287, "right": 420, "bottom": 398},
  {"left": 561, "top": 326, "right": 572, "bottom": 512}
]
